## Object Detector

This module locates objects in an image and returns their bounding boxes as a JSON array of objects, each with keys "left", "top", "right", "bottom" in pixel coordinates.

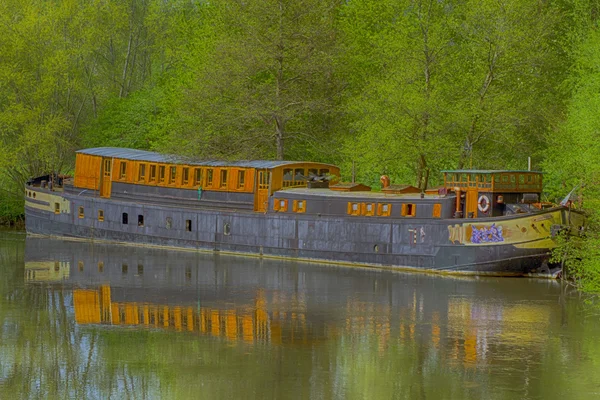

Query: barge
[{"left": 24, "top": 147, "right": 584, "bottom": 277}]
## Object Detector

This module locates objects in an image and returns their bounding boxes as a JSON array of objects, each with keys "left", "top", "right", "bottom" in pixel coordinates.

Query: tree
[{"left": 166, "top": 0, "right": 343, "bottom": 161}]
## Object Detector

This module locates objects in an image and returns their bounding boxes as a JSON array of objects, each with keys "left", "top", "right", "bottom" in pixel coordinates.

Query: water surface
[{"left": 1, "top": 230, "right": 599, "bottom": 399}]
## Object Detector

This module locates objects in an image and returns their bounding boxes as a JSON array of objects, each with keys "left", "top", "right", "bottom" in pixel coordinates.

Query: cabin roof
[
  {"left": 441, "top": 169, "right": 543, "bottom": 174},
  {"left": 277, "top": 187, "right": 451, "bottom": 200},
  {"left": 77, "top": 147, "right": 337, "bottom": 169}
]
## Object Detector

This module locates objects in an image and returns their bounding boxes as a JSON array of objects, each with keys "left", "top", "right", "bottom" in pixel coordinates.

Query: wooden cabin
[
  {"left": 73, "top": 148, "right": 339, "bottom": 212},
  {"left": 442, "top": 170, "right": 543, "bottom": 218}
]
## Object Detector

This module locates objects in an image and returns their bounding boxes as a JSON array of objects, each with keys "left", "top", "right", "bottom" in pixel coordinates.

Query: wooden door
[
  {"left": 254, "top": 169, "right": 270, "bottom": 212},
  {"left": 100, "top": 158, "right": 112, "bottom": 198},
  {"left": 466, "top": 189, "right": 478, "bottom": 218}
]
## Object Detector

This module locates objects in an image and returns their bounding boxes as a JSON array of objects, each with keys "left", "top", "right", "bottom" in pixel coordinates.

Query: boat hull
[{"left": 24, "top": 187, "right": 567, "bottom": 277}]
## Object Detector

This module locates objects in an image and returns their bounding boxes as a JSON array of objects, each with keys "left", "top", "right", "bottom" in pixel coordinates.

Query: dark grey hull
[{"left": 24, "top": 189, "right": 560, "bottom": 277}]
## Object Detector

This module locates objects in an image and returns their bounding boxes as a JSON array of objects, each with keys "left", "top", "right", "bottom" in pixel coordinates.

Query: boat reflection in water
[{"left": 24, "top": 237, "right": 560, "bottom": 365}]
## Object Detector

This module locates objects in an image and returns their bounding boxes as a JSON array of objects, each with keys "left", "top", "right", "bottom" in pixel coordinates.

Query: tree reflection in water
[{"left": 0, "top": 233, "right": 599, "bottom": 399}]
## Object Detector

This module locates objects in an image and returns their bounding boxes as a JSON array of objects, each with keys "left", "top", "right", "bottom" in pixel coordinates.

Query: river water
[{"left": 0, "top": 230, "right": 599, "bottom": 399}]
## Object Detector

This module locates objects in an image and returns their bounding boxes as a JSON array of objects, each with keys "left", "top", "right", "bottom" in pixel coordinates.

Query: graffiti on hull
[{"left": 471, "top": 224, "right": 504, "bottom": 244}]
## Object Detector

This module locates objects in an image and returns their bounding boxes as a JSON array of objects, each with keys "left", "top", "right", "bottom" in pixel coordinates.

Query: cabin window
[
  {"left": 138, "top": 264, "right": 143, "bottom": 275},
  {"left": 294, "top": 169, "right": 305, "bottom": 184},
  {"left": 224, "top": 222, "right": 231, "bottom": 235},
  {"left": 78, "top": 261, "right": 84, "bottom": 272},
  {"left": 308, "top": 168, "right": 318, "bottom": 177},
  {"left": 258, "top": 170, "right": 269, "bottom": 189},
  {"left": 138, "top": 164, "right": 146, "bottom": 182},
  {"left": 319, "top": 168, "right": 329, "bottom": 176},
  {"left": 518, "top": 174, "right": 524, "bottom": 185},
  {"left": 364, "top": 203, "right": 375, "bottom": 216},
  {"left": 273, "top": 199, "right": 288, "bottom": 212},
  {"left": 120, "top": 162, "right": 127, "bottom": 179},
  {"left": 166, "top": 217, "right": 172, "bottom": 229},
  {"left": 78, "top": 206, "right": 84, "bottom": 219},
  {"left": 220, "top": 170, "right": 228, "bottom": 188},
  {"left": 122, "top": 264, "right": 128, "bottom": 275},
  {"left": 502, "top": 175, "right": 508, "bottom": 183},
  {"left": 283, "top": 168, "right": 293, "bottom": 187},
  {"left": 494, "top": 174, "right": 500, "bottom": 183},
  {"left": 194, "top": 168, "right": 202, "bottom": 186},
  {"left": 169, "top": 166, "right": 177, "bottom": 184},
  {"left": 181, "top": 167, "right": 189, "bottom": 185},
  {"left": 401, "top": 204, "right": 416, "bottom": 217},
  {"left": 149, "top": 165, "right": 157, "bottom": 182},
  {"left": 186, "top": 219, "right": 192, "bottom": 232},
  {"left": 98, "top": 209, "right": 104, "bottom": 222},
  {"left": 433, "top": 203, "right": 442, "bottom": 218},
  {"left": 527, "top": 174, "right": 533, "bottom": 183},
  {"left": 237, "top": 170, "right": 245, "bottom": 189},
  {"left": 377, "top": 203, "right": 392, "bottom": 217},
  {"left": 510, "top": 175, "right": 516, "bottom": 184},
  {"left": 98, "top": 262, "right": 104, "bottom": 273},
  {"left": 138, "top": 215, "right": 144, "bottom": 227},
  {"left": 159, "top": 166, "right": 166, "bottom": 183},
  {"left": 122, "top": 212, "right": 128, "bottom": 224},
  {"left": 104, "top": 159, "right": 111, "bottom": 174},
  {"left": 293, "top": 200, "right": 306, "bottom": 213},
  {"left": 54, "top": 202, "right": 60, "bottom": 214},
  {"left": 347, "top": 202, "right": 361, "bottom": 216},
  {"left": 206, "top": 169, "right": 214, "bottom": 187}
]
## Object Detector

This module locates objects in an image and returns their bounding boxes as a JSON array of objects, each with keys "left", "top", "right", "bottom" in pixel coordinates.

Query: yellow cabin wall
[{"left": 74, "top": 154, "right": 102, "bottom": 189}]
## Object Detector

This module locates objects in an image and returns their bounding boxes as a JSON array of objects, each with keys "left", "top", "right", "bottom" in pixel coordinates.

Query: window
[
  {"left": 54, "top": 202, "right": 60, "bottom": 214},
  {"left": 308, "top": 168, "right": 318, "bottom": 177},
  {"left": 122, "top": 264, "right": 128, "bottom": 275},
  {"left": 98, "top": 209, "right": 104, "bottom": 222},
  {"left": 137, "top": 264, "right": 144, "bottom": 275},
  {"left": 186, "top": 219, "right": 192, "bottom": 232},
  {"left": 364, "top": 203, "right": 375, "bottom": 216},
  {"left": 120, "top": 161, "right": 127, "bottom": 179},
  {"left": 433, "top": 203, "right": 442, "bottom": 218},
  {"left": 194, "top": 168, "right": 202, "bottom": 186},
  {"left": 319, "top": 168, "right": 329, "bottom": 176},
  {"left": 138, "top": 164, "right": 146, "bottom": 182},
  {"left": 237, "top": 170, "right": 245, "bottom": 189},
  {"left": 293, "top": 200, "right": 306, "bottom": 213},
  {"left": 273, "top": 199, "right": 288, "bottom": 212},
  {"left": 377, "top": 203, "right": 392, "bottom": 217},
  {"left": 138, "top": 215, "right": 144, "bottom": 227},
  {"left": 98, "top": 262, "right": 104, "bottom": 273},
  {"left": 122, "top": 212, "right": 128, "bottom": 224},
  {"left": 159, "top": 166, "right": 166, "bottom": 183},
  {"left": 518, "top": 174, "right": 525, "bottom": 184},
  {"left": 169, "top": 166, "right": 177, "bottom": 184},
  {"left": 401, "top": 204, "right": 416, "bottom": 217},
  {"left": 220, "top": 170, "right": 228, "bottom": 188},
  {"left": 283, "top": 168, "right": 293, "bottom": 187},
  {"left": 78, "top": 261, "right": 84, "bottom": 272},
  {"left": 182, "top": 167, "right": 189, "bottom": 185},
  {"left": 166, "top": 217, "right": 172, "bottom": 229},
  {"left": 347, "top": 202, "right": 361, "bottom": 216},
  {"left": 149, "top": 165, "right": 157, "bottom": 182},
  {"left": 206, "top": 169, "right": 214, "bottom": 186},
  {"left": 294, "top": 169, "right": 305, "bottom": 184},
  {"left": 104, "top": 159, "right": 111, "bottom": 174},
  {"left": 78, "top": 206, "right": 84, "bottom": 219}
]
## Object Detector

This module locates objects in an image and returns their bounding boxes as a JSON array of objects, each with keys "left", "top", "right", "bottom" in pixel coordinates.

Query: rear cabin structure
[{"left": 73, "top": 148, "right": 339, "bottom": 213}]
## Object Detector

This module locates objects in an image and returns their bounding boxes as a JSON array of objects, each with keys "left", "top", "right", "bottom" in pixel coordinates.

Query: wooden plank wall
[{"left": 74, "top": 154, "right": 102, "bottom": 189}]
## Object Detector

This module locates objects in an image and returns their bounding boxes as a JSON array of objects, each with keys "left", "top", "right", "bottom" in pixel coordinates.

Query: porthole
[
  {"left": 224, "top": 222, "right": 231, "bottom": 236},
  {"left": 373, "top": 244, "right": 379, "bottom": 253}
]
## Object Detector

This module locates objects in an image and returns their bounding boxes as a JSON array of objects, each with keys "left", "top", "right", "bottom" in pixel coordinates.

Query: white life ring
[{"left": 478, "top": 195, "right": 490, "bottom": 213}]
